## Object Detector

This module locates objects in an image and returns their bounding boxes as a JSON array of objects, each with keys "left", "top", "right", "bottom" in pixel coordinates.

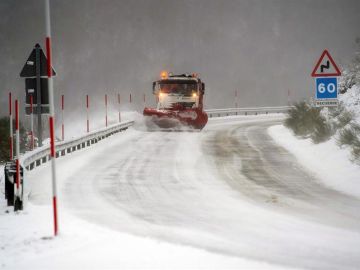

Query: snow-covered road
[{"left": 26, "top": 115, "right": 360, "bottom": 269}]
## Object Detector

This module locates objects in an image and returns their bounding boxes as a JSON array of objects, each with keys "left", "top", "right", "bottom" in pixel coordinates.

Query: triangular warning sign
[
  {"left": 311, "top": 49, "right": 341, "bottom": 77},
  {"left": 20, "top": 43, "right": 56, "bottom": 77}
]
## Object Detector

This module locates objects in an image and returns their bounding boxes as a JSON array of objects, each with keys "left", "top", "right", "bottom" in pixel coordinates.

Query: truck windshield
[{"left": 159, "top": 81, "right": 198, "bottom": 96}]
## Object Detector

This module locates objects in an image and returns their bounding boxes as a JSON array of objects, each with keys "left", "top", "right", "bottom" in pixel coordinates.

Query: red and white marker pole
[
  {"left": 45, "top": 0, "right": 59, "bottom": 236},
  {"left": 15, "top": 100, "right": 20, "bottom": 201},
  {"left": 235, "top": 90, "right": 238, "bottom": 108},
  {"left": 118, "top": 93, "right": 121, "bottom": 123},
  {"left": 287, "top": 89, "right": 291, "bottom": 106},
  {"left": 30, "top": 95, "right": 34, "bottom": 150},
  {"left": 130, "top": 93, "right": 132, "bottom": 103},
  {"left": 105, "top": 94, "right": 108, "bottom": 127},
  {"left": 86, "top": 95, "right": 89, "bottom": 133},
  {"left": 9, "top": 92, "right": 13, "bottom": 160},
  {"left": 61, "top": 95, "right": 64, "bottom": 141}
]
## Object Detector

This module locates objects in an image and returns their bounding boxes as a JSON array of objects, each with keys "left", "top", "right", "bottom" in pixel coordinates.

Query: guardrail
[
  {"left": 205, "top": 106, "right": 292, "bottom": 118},
  {"left": 20, "top": 120, "right": 134, "bottom": 171}
]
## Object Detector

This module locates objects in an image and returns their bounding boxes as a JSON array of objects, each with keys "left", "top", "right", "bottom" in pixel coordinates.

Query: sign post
[
  {"left": 30, "top": 95, "right": 34, "bottom": 150},
  {"left": 35, "top": 45, "right": 42, "bottom": 146},
  {"left": 20, "top": 43, "right": 56, "bottom": 146},
  {"left": 311, "top": 49, "right": 341, "bottom": 107}
]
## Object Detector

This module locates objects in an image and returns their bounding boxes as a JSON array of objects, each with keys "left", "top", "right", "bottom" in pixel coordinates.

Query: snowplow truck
[{"left": 143, "top": 72, "right": 208, "bottom": 130}]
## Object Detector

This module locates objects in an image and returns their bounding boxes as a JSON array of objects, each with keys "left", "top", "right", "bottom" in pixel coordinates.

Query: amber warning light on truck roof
[{"left": 160, "top": 71, "right": 168, "bottom": 79}]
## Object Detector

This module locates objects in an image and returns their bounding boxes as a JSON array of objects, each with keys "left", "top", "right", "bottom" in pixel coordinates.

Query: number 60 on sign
[{"left": 315, "top": 77, "right": 338, "bottom": 99}]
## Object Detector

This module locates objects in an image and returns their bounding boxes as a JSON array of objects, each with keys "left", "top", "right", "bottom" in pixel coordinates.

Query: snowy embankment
[
  {"left": 268, "top": 85, "right": 360, "bottom": 199},
  {"left": 268, "top": 125, "right": 360, "bottom": 199},
  {"left": 0, "top": 202, "right": 270, "bottom": 269}
]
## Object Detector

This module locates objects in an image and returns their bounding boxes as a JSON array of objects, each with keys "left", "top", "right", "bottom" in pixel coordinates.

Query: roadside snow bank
[
  {"left": 268, "top": 125, "right": 360, "bottom": 199},
  {"left": 339, "top": 85, "right": 360, "bottom": 121},
  {"left": 0, "top": 203, "right": 284, "bottom": 269}
]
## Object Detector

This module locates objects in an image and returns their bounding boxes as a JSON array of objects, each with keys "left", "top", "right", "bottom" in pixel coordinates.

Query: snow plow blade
[{"left": 143, "top": 107, "right": 208, "bottom": 130}]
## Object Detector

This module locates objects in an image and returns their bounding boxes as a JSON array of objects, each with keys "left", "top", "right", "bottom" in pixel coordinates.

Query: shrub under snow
[{"left": 285, "top": 84, "right": 360, "bottom": 164}]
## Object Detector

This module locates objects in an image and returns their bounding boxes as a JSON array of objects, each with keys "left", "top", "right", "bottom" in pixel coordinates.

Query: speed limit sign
[{"left": 315, "top": 77, "right": 338, "bottom": 99}]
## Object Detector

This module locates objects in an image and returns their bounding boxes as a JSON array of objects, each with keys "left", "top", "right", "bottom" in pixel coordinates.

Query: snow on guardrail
[
  {"left": 20, "top": 120, "right": 134, "bottom": 171},
  {"left": 205, "top": 106, "right": 293, "bottom": 118}
]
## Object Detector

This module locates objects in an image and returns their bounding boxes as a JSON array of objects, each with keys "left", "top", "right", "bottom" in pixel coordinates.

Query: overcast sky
[{"left": 1, "top": 0, "right": 360, "bottom": 118}]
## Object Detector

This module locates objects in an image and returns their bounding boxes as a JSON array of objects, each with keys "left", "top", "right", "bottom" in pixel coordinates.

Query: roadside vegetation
[
  {"left": 285, "top": 102, "right": 332, "bottom": 143},
  {"left": 285, "top": 102, "right": 360, "bottom": 163},
  {"left": 0, "top": 117, "right": 27, "bottom": 163}
]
